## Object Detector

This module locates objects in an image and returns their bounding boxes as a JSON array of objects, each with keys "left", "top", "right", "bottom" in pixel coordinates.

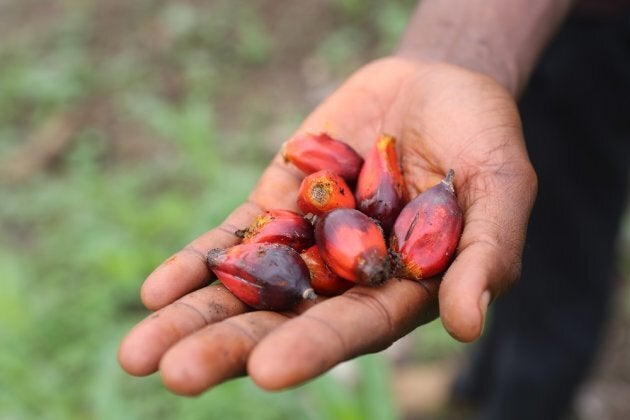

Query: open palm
[{"left": 118, "top": 56, "right": 537, "bottom": 395}]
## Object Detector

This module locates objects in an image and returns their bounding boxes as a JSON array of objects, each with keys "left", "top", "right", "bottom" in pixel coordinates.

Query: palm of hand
[{"left": 118, "top": 57, "right": 536, "bottom": 394}]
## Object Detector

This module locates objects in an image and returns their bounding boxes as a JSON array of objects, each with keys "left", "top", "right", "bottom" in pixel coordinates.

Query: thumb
[
  {"left": 439, "top": 241, "right": 500, "bottom": 342},
  {"left": 438, "top": 169, "right": 536, "bottom": 342}
]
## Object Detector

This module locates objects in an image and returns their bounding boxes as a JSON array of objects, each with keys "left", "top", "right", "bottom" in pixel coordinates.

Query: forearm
[{"left": 397, "top": 0, "right": 576, "bottom": 96}]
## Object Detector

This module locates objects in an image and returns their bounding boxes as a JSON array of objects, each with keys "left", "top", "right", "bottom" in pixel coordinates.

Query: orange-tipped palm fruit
[
  {"left": 390, "top": 170, "right": 463, "bottom": 280},
  {"left": 301, "top": 245, "right": 353, "bottom": 297},
  {"left": 297, "top": 169, "right": 356, "bottom": 216},
  {"left": 206, "top": 243, "right": 316, "bottom": 310},
  {"left": 282, "top": 132, "right": 364, "bottom": 184},
  {"left": 356, "top": 134, "right": 406, "bottom": 233},
  {"left": 314, "top": 208, "right": 390, "bottom": 285},
  {"left": 237, "top": 209, "right": 314, "bottom": 252}
]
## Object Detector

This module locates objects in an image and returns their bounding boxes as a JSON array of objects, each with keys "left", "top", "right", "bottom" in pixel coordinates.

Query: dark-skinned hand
[{"left": 118, "top": 56, "right": 537, "bottom": 395}]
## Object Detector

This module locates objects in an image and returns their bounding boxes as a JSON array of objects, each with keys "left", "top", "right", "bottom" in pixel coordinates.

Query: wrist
[
  {"left": 395, "top": 41, "right": 520, "bottom": 97},
  {"left": 395, "top": 0, "right": 574, "bottom": 98}
]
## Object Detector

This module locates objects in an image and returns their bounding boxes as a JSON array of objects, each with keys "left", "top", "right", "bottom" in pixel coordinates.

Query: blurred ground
[
  {"left": 389, "top": 272, "right": 630, "bottom": 420},
  {"left": 0, "top": 1, "right": 628, "bottom": 419}
]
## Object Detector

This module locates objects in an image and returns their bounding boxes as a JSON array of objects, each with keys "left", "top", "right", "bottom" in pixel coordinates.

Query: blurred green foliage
[{"left": 0, "top": 0, "right": 469, "bottom": 419}]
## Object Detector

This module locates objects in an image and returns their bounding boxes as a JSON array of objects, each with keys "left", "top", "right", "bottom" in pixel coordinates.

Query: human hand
[{"left": 118, "top": 56, "right": 537, "bottom": 395}]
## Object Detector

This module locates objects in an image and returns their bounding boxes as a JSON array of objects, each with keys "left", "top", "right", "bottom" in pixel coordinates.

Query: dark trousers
[{"left": 453, "top": 12, "right": 630, "bottom": 420}]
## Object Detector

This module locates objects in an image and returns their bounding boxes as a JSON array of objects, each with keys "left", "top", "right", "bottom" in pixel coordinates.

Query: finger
[
  {"left": 439, "top": 168, "right": 537, "bottom": 342},
  {"left": 140, "top": 202, "right": 263, "bottom": 310},
  {"left": 159, "top": 311, "right": 288, "bottom": 396},
  {"left": 248, "top": 278, "right": 439, "bottom": 390},
  {"left": 438, "top": 241, "right": 501, "bottom": 342},
  {"left": 118, "top": 284, "right": 248, "bottom": 376}
]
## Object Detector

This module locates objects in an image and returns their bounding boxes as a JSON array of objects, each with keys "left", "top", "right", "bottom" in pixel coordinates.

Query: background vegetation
[{"left": 1, "top": 1, "right": 628, "bottom": 419}]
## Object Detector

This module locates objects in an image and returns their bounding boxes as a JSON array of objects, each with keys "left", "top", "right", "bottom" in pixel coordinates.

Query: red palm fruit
[
  {"left": 390, "top": 170, "right": 463, "bottom": 280},
  {"left": 282, "top": 132, "right": 364, "bottom": 183},
  {"left": 356, "top": 134, "right": 406, "bottom": 233},
  {"left": 297, "top": 169, "right": 356, "bottom": 216},
  {"left": 236, "top": 209, "right": 314, "bottom": 252},
  {"left": 206, "top": 243, "right": 316, "bottom": 310},
  {"left": 301, "top": 245, "right": 353, "bottom": 297},
  {"left": 314, "top": 208, "right": 390, "bottom": 285}
]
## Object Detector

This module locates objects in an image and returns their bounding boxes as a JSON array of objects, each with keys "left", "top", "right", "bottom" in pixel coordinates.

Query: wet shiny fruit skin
[
  {"left": 390, "top": 170, "right": 463, "bottom": 280},
  {"left": 237, "top": 209, "right": 314, "bottom": 252},
  {"left": 314, "top": 208, "right": 390, "bottom": 285},
  {"left": 206, "top": 243, "right": 315, "bottom": 310},
  {"left": 297, "top": 169, "right": 356, "bottom": 216},
  {"left": 301, "top": 245, "right": 353, "bottom": 296},
  {"left": 356, "top": 134, "right": 406, "bottom": 233},
  {"left": 282, "top": 132, "right": 364, "bottom": 183}
]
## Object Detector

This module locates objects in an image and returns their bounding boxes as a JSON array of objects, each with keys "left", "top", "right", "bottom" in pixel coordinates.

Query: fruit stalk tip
[
  {"left": 303, "top": 288, "right": 317, "bottom": 300},
  {"left": 442, "top": 169, "right": 455, "bottom": 192}
]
